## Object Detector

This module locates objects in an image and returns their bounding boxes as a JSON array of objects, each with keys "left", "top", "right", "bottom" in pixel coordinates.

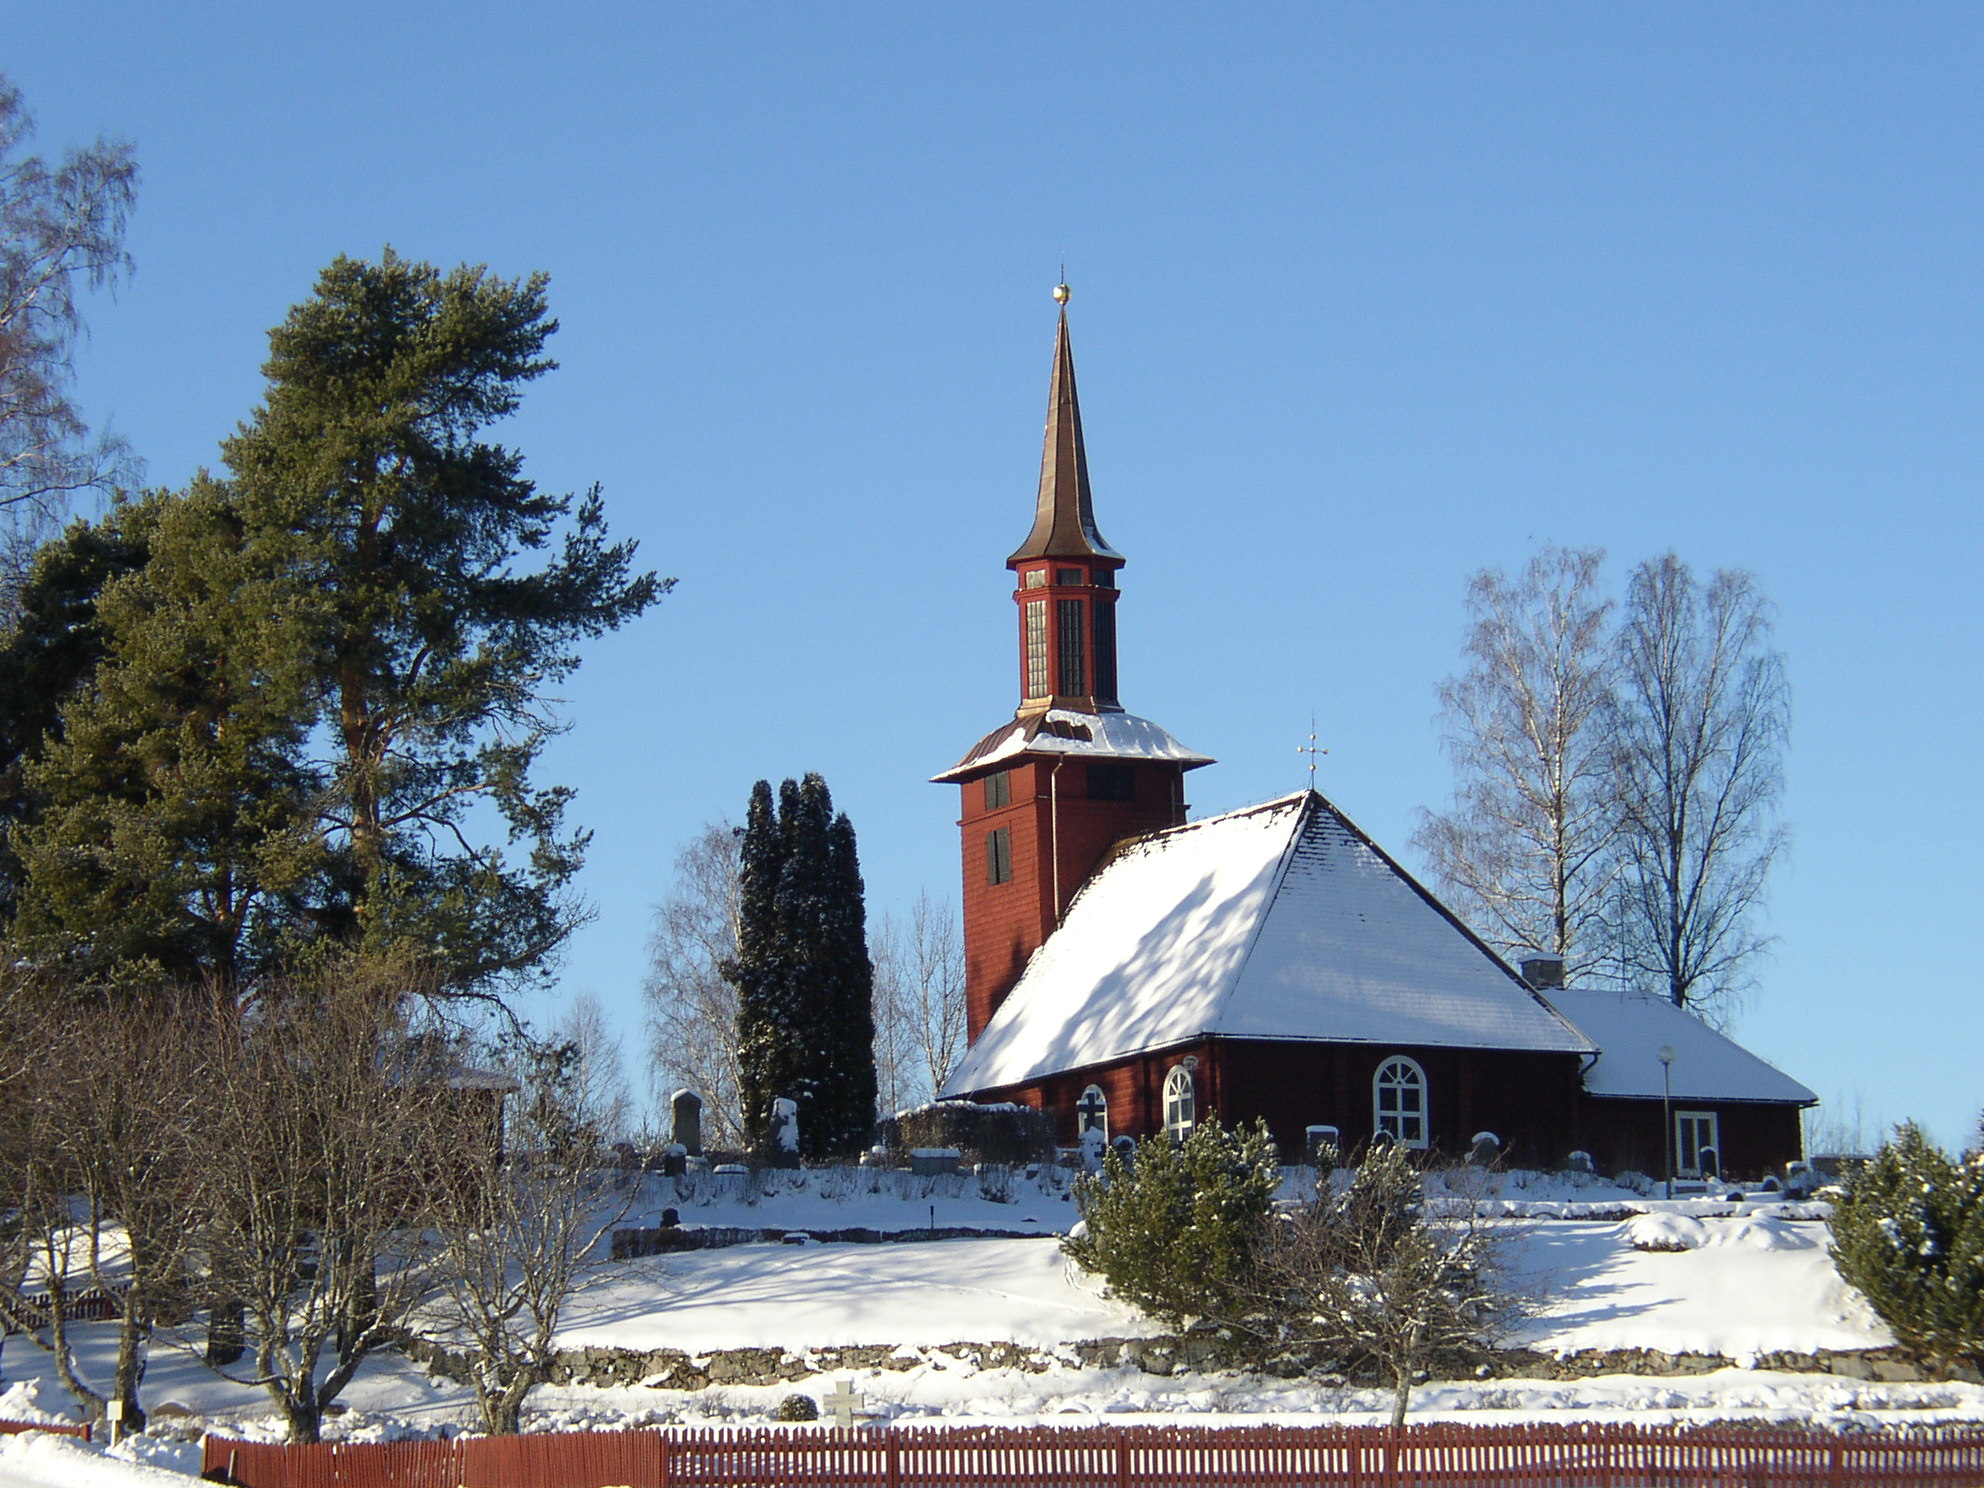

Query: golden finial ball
[{"left": 1053, "top": 282, "right": 1071, "bottom": 305}]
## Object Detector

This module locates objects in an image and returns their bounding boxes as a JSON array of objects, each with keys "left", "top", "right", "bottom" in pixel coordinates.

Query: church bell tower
[{"left": 935, "top": 287, "right": 1214, "bottom": 1042}]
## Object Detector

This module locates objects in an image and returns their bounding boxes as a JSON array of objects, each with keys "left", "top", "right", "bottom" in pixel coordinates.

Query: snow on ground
[
  {"left": 0, "top": 1430, "right": 202, "bottom": 1488},
  {"left": 0, "top": 1168, "right": 1966, "bottom": 1476},
  {"left": 1510, "top": 1215, "right": 1891, "bottom": 1358},
  {"left": 557, "top": 1237, "right": 1156, "bottom": 1352}
]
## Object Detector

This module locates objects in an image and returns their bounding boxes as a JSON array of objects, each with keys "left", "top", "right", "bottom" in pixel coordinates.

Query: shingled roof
[{"left": 942, "top": 790, "right": 1596, "bottom": 1094}]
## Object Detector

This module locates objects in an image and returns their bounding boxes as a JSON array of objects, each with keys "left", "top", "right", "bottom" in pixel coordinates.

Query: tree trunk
[
  {"left": 279, "top": 1392, "right": 321, "bottom": 1445},
  {"left": 206, "top": 1299, "right": 245, "bottom": 1367}
]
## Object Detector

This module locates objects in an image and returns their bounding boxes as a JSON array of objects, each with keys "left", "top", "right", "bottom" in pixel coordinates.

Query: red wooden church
[{"left": 934, "top": 294, "right": 1813, "bottom": 1182}]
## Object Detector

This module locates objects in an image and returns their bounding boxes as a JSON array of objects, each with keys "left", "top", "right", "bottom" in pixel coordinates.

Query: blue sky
[{"left": 12, "top": 4, "right": 1982, "bottom": 1148}]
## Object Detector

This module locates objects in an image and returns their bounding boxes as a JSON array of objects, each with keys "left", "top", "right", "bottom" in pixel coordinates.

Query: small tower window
[
  {"left": 1023, "top": 569, "right": 1047, "bottom": 589},
  {"left": 1057, "top": 599, "right": 1086, "bottom": 696},
  {"left": 1094, "top": 568, "right": 1114, "bottom": 588},
  {"left": 1163, "top": 1065, "right": 1196, "bottom": 1143},
  {"left": 1057, "top": 567, "right": 1085, "bottom": 586},
  {"left": 983, "top": 770, "right": 1011, "bottom": 810},
  {"left": 985, "top": 826, "right": 1013, "bottom": 885},
  {"left": 1373, "top": 1056, "right": 1428, "bottom": 1149},
  {"left": 1023, "top": 602, "right": 1050, "bottom": 698}
]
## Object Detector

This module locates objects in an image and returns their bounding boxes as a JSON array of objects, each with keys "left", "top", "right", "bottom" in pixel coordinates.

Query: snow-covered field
[{"left": 1, "top": 1167, "right": 1977, "bottom": 1486}]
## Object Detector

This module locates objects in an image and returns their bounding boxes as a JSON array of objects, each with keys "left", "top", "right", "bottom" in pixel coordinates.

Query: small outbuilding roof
[
  {"left": 1542, "top": 987, "right": 1818, "bottom": 1106},
  {"left": 942, "top": 791, "right": 1595, "bottom": 1095}
]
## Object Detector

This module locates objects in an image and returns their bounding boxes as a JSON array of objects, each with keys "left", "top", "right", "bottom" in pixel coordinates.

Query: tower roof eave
[{"left": 932, "top": 708, "right": 1215, "bottom": 783}]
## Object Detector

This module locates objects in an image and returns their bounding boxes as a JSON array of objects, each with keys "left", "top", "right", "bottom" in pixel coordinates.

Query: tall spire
[{"left": 1008, "top": 288, "right": 1121, "bottom": 566}]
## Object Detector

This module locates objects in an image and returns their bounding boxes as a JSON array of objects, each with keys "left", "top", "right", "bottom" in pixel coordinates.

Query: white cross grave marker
[{"left": 823, "top": 1379, "right": 865, "bottom": 1430}]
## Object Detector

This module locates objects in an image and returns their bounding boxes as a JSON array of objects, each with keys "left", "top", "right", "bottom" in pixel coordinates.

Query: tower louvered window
[
  {"left": 1057, "top": 599, "right": 1086, "bottom": 696},
  {"left": 985, "top": 826, "right": 1013, "bottom": 886},
  {"left": 1093, "top": 599, "right": 1118, "bottom": 704},
  {"left": 1024, "top": 602, "right": 1049, "bottom": 698}
]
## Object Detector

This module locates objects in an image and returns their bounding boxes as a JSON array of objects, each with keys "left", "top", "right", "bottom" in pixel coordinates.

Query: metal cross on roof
[
  {"left": 1297, "top": 715, "right": 1329, "bottom": 788},
  {"left": 823, "top": 1379, "right": 865, "bottom": 1430}
]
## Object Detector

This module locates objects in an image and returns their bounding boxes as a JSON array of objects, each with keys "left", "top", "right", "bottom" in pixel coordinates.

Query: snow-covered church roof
[
  {"left": 1541, "top": 987, "right": 1817, "bottom": 1106},
  {"left": 942, "top": 791, "right": 1596, "bottom": 1094},
  {"left": 933, "top": 708, "right": 1215, "bottom": 784}
]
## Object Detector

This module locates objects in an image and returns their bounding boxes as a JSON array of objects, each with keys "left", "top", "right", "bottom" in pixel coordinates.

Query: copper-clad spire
[{"left": 1008, "top": 292, "right": 1121, "bottom": 566}]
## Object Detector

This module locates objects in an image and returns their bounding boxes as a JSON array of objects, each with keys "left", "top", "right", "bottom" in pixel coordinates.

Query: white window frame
[
  {"left": 1077, "top": 1083, "right": 1109, "bottom": 1142},
  {"left": 1162, "top": 1065, "right": 1195, "bottom": 1143},
  {"left": 1373, "top": 1055, "right": 1429, "bottom": 1150},
  {"left": 1676, "top": 1110, "right": 1720, "bottom": 1178}
]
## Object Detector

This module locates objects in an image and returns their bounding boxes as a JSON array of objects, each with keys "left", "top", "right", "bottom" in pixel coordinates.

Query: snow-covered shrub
[
  {"left": 1062, "top": 1117, "right": 1280, "bottom": 1329},
  {"left": 1827, "top": 1123, "right": 1984, "bottom": 1371},
  {"left": 1626, "top": 1213, "right": 1706, "bottom": 1252},
  {"left": 1614, "top": 1170, "right": 1654, "bottom": 1196},
  {"left": 775, "top": 1394, "right": 819, "bottom": 1421}
]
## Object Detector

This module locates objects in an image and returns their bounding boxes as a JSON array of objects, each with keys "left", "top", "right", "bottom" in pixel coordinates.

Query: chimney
[{"left": 1520, "top": 955, "right": 1566, "bottom": 990}]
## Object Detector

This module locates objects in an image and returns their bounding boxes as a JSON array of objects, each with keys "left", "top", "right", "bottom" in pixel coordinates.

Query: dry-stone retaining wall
[{"left": 392, "top": 1331, "right": 1975, "bottom": 1392}]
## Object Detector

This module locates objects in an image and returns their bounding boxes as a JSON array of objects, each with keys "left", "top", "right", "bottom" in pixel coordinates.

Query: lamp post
[{"left": 1656, "top": 1045, "right": 1677, "bottom": 1199}]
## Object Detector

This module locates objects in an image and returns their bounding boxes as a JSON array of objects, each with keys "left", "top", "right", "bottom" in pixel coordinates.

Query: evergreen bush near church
[
  {"left": 1063, "top": 1116, "right": 1280, "bottom": 1328},
  {"left": 724, "top": 773, "right": 878, "bottom": 1160},
  {"left": 1827, "top": 1123, "right": 1984, "bottom": 1371}
]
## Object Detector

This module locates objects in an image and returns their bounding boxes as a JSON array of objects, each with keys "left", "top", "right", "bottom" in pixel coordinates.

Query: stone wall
[{"left": 392, "top": 1330, "right": 1977, "bottom": 1392}]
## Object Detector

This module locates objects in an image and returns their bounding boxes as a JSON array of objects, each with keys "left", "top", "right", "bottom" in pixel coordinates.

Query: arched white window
[
  {"left": 1076, "top": 1084, "right": 1109, "bottom": 1142},
  {"left": 1373, "top": 1056, "right": 1428, "bottom": 1149},
  {"left": 1163, "top": 1065, "right": 1196, "bottom": 1143}
]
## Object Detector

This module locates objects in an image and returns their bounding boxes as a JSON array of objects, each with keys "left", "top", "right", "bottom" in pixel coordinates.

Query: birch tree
[
  {"left": 1610, "top": 554, "right": 1788, "bottom": 1016},
  {"left": 871, "top": 892, "right": 966, "bottom": 1114},
  {"left": 642, "top": 821, "right": 744, "bottom": 1146},
  {"left": 1414, "top": 547, "right": 1618, "bottom": 980},
  {"left": 0, "top": 76, "right": 139, "bottom": 614}
]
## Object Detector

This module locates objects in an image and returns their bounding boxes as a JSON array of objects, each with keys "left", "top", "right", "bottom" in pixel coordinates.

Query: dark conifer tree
[{"left": 725, "top": 773, "right": 876, "bottom": 1159}]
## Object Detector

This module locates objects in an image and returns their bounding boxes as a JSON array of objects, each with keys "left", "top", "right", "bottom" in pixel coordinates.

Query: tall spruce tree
[{"left": 725, "top": 774, "right": 877, "bottom": 1158}]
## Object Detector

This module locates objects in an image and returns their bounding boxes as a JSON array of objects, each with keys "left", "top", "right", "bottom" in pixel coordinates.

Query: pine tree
[
  {"left": 8, "top": 251, "right": 664, "bottom": 996},
  {"left": 725, "top": 773, "right": 876, "bottom": 1159},
  {"left": 0, "top": 502, "right": 151, "bottom": 929},
  {"left": 1828, "top": 1124, "right": 1984, "bottom": 1372},
  {"left": 10, "top": 480, "right": 323, "bottom": 983},
  {"left": 1063, "top": 1117, "right": 1281, "bottom": 1328}
]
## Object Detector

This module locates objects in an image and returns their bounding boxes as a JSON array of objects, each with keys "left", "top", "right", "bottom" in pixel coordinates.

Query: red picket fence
[
  {"left": 0, "top": 1418, "right": 92, "bottom": 1441},
  {"left": 201, "top": 1421, "right": 1984, "bottom": 1488}
]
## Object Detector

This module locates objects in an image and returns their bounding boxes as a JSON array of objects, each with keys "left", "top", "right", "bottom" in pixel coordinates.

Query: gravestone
[
  {"left": 1468, "top": 1131, "right": 1502, "bottom": 1167},
  {"left": 671, "top": 1089, "right": 704, "bottom": 1156},
  {"left": 771, "top": 1097, "right": 800, "bottom": 1168},
  {"left": 910, "top": 1146, "right": 961, "bottom": 1177},
  {"left": 823, "top": 1379, "right": 865, "bottom": 1430},
  {"left": 1305, "top": 1125, "right": 1341, "bottom": 1169},
  {"left": 1079, "top": 1124, "right": 1107, "bottom": 1171}
]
